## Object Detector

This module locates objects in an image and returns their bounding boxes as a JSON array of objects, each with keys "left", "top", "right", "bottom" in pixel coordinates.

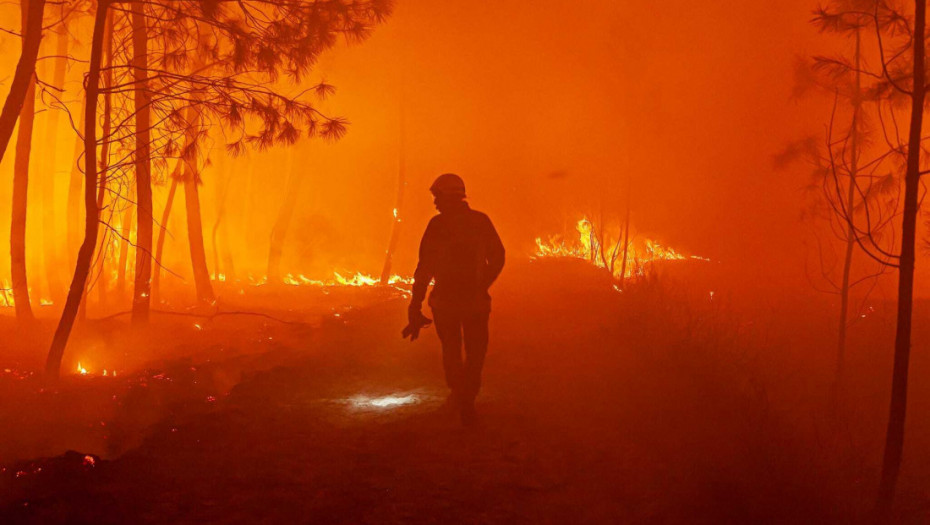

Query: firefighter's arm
[
  {"left": 404, "top": 220, "right": 437, "bottom": 340},
  {"left": 410, "top": 218, "right": 438, "bottom": 310},
  {"left": 483, "top": 217, "right": 506, "bottom": 289}
]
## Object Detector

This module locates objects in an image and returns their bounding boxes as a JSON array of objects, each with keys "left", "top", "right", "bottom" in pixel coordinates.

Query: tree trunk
[
  {"left": 40, "top": 23, "right": 70, "bottom": 302},
  {"left": 130, "top": 1, "right": 153, "bottom": 324},
  {"left": 0, "top": 0, "right": 45, "bottom": 166},
  {"left": 46, "top": 2, "right": 107, "bottom": 379},
  {"left": 244, "top": 154, "right": 256, "bottom": 277},
  {"left": 152, "top": 175, "right": 179, "bottom": 304},
  {"left": 116, "top": 192, "right": 133, "bottom": 296},
  {"left": 85, "top": 142, "right": 113, "bottom": 317},
  {"left": 80, "top": 170, "right": 111, "bottom": 321},
  {"left": 211, "top": 159, "right": 235, "bottom": 282},
  {"left": 218, "top": 177, "right": 236, "bottom": 283},
  {"left": 618, "top": 183, "right": 632, "bottom": 283},
  {"left": 9, "top": 0, "right": 40, "bottom": 321},
  {"left": 380, "top": 103, "right": 406, "bottom": 284},
  {"left": 66, "top": 101, "right": 85, "bottom": 271},
  {"left": 876, "top": 0, "right": 925, "bottom": 516},
  {"left": 90, "top": 8, "right": 115, "bottom": 312},
  {"left": 267, "top": 152, "right": 301, "bottom": 283},
  {"left": 836, "top": 28, "right": 862, "bottom": 384},
  {"left": 185, "top": 172, "right": 215, "bottom": 303}
]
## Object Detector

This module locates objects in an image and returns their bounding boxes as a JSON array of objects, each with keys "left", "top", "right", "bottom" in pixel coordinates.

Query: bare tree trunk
[
  {"left": 211, "top": 186, "right": 220, "bottom": 280},
  {"left": 130, "top": 1, "right": 153, "bottom": 324},
  {"left": 40, "top": 23, "right": 69, "bottom": 302},
  {"left": 46, "top": 2, "right": 107, "bottom": 379},
  {"left": 210, "top": 155, "right": 224, "bottom": 279},
  {"left": 11, "top": 90, "right": 35, "bottom": 320},
  {"left": 244, "top": 154, "right": 256, "bottom": 278},
  {"left": 185, "top": 170, "right": 215, "bottom": 303},
  {"left": 85, "top": 150, "right": 113, "bottom": 317},
  {"left": 588, "top": 228, "right": 596, "bottom": 264},
  {"left": 211, "top": 158, "right": 235, "bottom": 282},
  {"left": 152, "top": 175, "right": 178, "bottom": 303},
  {"left": 381, "top": 100, "right": 406, "bottom": 284},
  {"left": 9, "top": 0, "right": 40, "bottom": 321},
  {"left": 837, "top": 28, "right": 861, "bottom": 383},
  {"left": 80, "top": 158, "right": 112, "bottom": 321},
  {"left": 66, "top": 101, "right": 85, "bottom": 271},
  {"left": 116, "top": 191, "right": 133, "bottom": 296},
  {"left": 608, "top": 230, "right": 622, "bottom": 275},
  {"left": 267, "top": 152, "right": 300, "bottom": 283},
  {"left": 218, "top": 175, "right": 236, "bottom": 282},
  {"left": 216, "top": 151, "right": 236, "bottom": 283},
  {"left": 594, "top": 212, "right": 610, "bottom": 271},
  {"left": 90, "top": 9, "right": 115, "bottom": 312},
  {"left": 876, "top": 0, "right": 925, "bottom": 516},
  {"left": 618, "top": 183, "right": 632, "bottom": 283},
  {"left": 0, "top": 0, "right": 45, "bottom": 166}
]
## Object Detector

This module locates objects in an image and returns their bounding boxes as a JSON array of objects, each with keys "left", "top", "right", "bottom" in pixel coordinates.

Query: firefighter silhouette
[{"left": 403, "top": 173, "right": 505, "bottom": 426}]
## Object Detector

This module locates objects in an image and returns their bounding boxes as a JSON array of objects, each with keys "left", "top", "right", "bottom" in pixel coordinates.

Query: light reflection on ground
[{"left": 347, "top": 393, "right": 420, "bottom": 410}]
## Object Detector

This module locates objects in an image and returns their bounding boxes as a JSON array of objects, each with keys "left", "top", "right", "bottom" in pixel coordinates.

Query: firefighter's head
[{"left": 430, "top": 173, "right": 467, "bottom": 212}]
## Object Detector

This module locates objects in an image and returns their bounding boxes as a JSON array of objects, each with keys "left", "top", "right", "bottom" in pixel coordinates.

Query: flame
[
  {"left": 533, "top": 217, "right": 702, "bottom": 280},
  {"left": 269, "top": 271, "right": 412, "bottom": 288},
  {"left": 77, "top": 362, "right": 88, "bottom": 375},
  {"left": 0, "top": 282, "right": 55, "bottom": 308},
  {"left": 334, "top": 272, "right": 380, "bottom": 286},
  {"left": 0, "top": 282, "right": 13, "bottom": 307}
]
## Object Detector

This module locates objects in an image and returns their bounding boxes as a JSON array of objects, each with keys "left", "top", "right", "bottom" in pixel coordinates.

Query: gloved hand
[{"left": 402, "top": 306, "right": 433, "bottom": 341}]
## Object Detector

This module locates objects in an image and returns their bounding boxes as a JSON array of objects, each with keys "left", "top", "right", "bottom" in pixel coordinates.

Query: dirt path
[
  {"left": 1, "top": 269, "right": 650, "bottom": 524},
  {"left": 5, "top": 262, "right": 926, "bottom": 523}
]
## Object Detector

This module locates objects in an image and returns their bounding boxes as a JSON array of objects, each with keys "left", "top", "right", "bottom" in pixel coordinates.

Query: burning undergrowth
[{"left": 532, "top": 217, "right": 708, "bottom": 282}]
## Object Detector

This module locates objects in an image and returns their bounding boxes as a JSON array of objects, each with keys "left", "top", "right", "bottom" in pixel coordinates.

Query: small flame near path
[{"left": 74, "top": 363, "right": 116, "bottom": 377}]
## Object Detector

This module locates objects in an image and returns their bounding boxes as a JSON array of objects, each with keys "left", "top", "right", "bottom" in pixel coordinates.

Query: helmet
[{"left": 429, "top": 173, "right": 466, "bottom": 198}]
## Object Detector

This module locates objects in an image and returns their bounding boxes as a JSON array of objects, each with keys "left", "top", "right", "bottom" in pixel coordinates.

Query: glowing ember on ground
[{"left": 349, "top": 394, "right": 419, "bottom": 409}]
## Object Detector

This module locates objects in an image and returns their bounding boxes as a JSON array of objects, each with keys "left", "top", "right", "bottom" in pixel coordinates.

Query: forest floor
[{"left": 1, "top": 260, "right": 930, "bottom": 524}]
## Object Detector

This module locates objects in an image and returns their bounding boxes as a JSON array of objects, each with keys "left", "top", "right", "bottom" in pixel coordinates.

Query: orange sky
[
  {"left": 1, "top": 0, "right": 927, "bottom": 297},
  {"left": 304, "top": 0, "right": 830, "bottom": 284}
]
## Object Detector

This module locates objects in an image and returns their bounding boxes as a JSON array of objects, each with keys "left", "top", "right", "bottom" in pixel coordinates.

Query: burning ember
[
  {"left": 533, "top": 217, "right": 706, "bottom": 280},
  {"left": 76, "top": 363, "right": 88, "bottom": 375}
]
